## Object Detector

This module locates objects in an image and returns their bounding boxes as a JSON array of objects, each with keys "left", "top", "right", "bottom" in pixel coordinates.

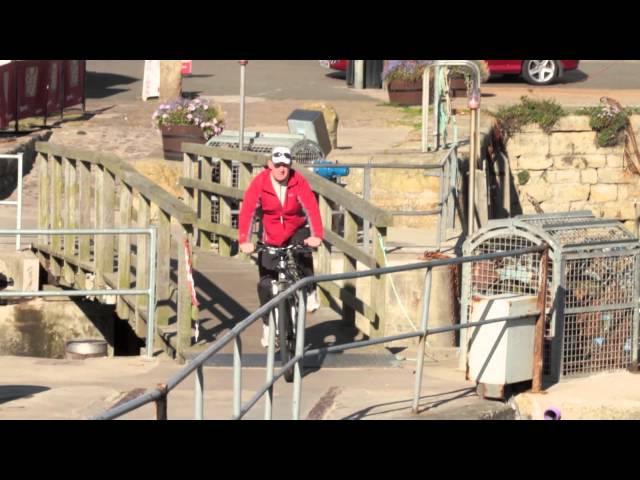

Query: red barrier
[
  {"left": 46, "top": 60, "right": 64, "bottom": 115},
  {"left": 0, "top": 60, "right": 85, "bottom": 130},
  {"left": 62, "top": 60, "right": 86, "bottom": 109},
  {"left": 15, "top": 60, "right": 49, "bottom": 118},
  {"left": 0, "top": 62, "right": 16, "bottom": 128}
]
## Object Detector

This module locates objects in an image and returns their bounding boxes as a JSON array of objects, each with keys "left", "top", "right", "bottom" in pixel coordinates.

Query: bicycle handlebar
[{"left": 255, "top": 242, "right": 316, "bottom": 255}]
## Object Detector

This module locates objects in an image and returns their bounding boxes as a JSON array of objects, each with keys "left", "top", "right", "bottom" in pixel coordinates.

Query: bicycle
[{"left": 255, "top": 242, "right": 315, "bottom": 383}]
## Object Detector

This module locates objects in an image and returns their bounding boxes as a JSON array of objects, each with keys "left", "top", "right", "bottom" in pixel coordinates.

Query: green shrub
[{"left": 494, "top": 96, "right": 566, "bottom": 138}]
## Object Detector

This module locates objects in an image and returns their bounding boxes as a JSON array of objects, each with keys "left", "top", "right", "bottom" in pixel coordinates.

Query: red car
[
  {"left": 319, "top": 60, "right": 580, "bottom": 86},
  {"left": 487, "top": 60, "right": 580, "bottom": 85}
]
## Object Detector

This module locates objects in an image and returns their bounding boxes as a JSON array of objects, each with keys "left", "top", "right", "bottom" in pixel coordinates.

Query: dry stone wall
[{"left": 506, "top": 116, "right": 640, "bottom": 232}]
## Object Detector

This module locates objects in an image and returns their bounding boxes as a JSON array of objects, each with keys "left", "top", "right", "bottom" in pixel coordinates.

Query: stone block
[
  {"left": 552, "top": 155, "right": 606, "bottom": 169},
  {"left": 544, "top": 170, "right": 580, "bottom": 184},
  {"left": 551, "top": 183, "right": 590, "bottom": 203},
  {"left": 602, "top": 201, "right": 637, "bottom": 220},
  {"left": 506, "top": 133, "right": 550, "bottom": 158},
  {"left": 303, "top": 102, "right": 339, "bottom": 150},
  {"left": 541, "top": 202, "right": 570, "bottom": 213},
  {"left": 554, "top": 116, "right": 591, "bottom": 131},
  {"left": 580, "top": 169, "right": 598, "bottom": 184},
  {"left": 517, "top": 155, "right": 553, "bottom": 170},
  {"left": 607, "top": 154, "right": 624, "bottom": 168},
  {"left": 519, "top": 182, "right": 553, "bottom": 202},
  {"left": 598, "top": 168, "right": 634, "bottom": 184},
  {"left": 590, "top": 184, "right": 618, "bottom": 202}
]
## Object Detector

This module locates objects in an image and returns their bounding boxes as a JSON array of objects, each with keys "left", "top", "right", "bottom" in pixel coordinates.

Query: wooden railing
[
  {"left": 35, "top": 142, "right": 197, "bottom": 361},
  {"left": 180, "top": 143, "right": 394, "bottom": 337}
]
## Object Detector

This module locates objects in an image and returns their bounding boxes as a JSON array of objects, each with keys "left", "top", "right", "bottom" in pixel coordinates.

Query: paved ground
[
  {"left": 2, "top": 61, "right": 640, "bottom": 419},
  {"left": 0, "top": 354, "right": 512, "bottom": 420}
]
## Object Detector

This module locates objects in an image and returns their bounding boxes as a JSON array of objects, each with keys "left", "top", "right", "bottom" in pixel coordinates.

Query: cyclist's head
[{"left": 269, "top": 146, "right": 292, "bottom": 182}]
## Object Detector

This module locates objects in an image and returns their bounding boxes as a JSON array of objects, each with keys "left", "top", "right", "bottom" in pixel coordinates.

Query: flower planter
[
  {"left": 160, "top": 124, "right": 206, "bottom": 161},
  {"left": 449, "top": 76, "right": 468, "bottom": 98},
  {"left": 387, "top": 79, "right": 423, "bottom": 106}
]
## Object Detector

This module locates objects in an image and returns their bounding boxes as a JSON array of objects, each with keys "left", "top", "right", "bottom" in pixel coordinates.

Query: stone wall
[{"left": 502, "top": 116, "right": 640, "bottom": 232}]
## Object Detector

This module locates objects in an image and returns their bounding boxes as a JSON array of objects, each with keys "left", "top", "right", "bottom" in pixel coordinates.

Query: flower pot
[
  {"left": 160, "top": 124, "right": 206, "bottom": 161},
  {"left": 449, "top": 76, "right": 468, "bottom": 98},
  {"left": 387, "top": 79, "right": 423, "bottom": 106}
]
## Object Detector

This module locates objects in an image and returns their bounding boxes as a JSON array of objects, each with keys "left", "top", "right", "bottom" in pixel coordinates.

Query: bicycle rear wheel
[{"left": 277, "top": 297, "right": 298, "bottom": 383}]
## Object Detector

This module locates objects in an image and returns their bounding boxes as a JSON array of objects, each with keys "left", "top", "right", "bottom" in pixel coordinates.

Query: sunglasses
[
  {"left": 272, "top": 152, "right": 292, "bottom": 160},
  {"left": 272, "top": 162, "right": 291, "bottom": 168}
]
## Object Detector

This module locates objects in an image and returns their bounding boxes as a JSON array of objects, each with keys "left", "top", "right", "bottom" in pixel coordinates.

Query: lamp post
[{"left": 239, "top": 60, "right": 248, "bottom": 151}]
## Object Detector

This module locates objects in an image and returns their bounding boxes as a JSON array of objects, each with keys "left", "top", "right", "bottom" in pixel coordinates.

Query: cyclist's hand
[
  {"left": 240, "top": 242, "right": 255, "bottom": 254},
  {"left": 304, "top": 236, "right": 322, "bottom": 248}
]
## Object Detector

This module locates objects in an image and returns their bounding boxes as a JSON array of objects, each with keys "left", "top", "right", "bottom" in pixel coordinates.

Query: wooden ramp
[{"left": 160, "top": 247, "right": 395, "bottom": 366}]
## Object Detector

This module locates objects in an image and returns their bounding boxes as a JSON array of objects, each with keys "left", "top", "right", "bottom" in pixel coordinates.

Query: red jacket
[{"left": 238, "top": 169, "right": 324, "bottom": 247}]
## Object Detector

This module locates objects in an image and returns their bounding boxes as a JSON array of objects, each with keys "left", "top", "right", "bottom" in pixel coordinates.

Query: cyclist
[{"left": 238, "top": 146, "right": 324, "bottom": 347}]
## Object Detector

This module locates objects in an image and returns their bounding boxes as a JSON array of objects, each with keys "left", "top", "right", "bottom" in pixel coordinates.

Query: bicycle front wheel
[{"left": 277, "top": 297, "right": 298, "bottom": 383}]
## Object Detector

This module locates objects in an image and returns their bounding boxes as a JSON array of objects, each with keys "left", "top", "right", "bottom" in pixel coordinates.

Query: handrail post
[
  {"left": 292, "top": 290, "right": 307, "bottom": 420},
  {"left": 16, "top": 153, "right": 23, "bottom": 250},
  {"left": 156, "top": 383, "right": 168, "bottom": 420},
  {"left": 264, "top": 308, "right": 277, "bottom": 420},
  {"left": 146, "top": 226, "right": 157, "bottom": 358},
  {"left": 412, "top": 267, "right": 433, "bottom": 414},
  {"left": 532, "top": 247, "right": 549, "bottom": 393},
  {"left": 233, "top": 336, "right": 242, "bottom": 418},
  {"left": 195, "top": 365, "right": 204, "bottom": 419}
]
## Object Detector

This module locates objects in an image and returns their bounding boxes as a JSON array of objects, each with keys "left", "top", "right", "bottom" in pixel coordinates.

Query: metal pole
[
  {"left": 363, "top": 162, "right": 372, "bottom": 251},
  {"left": 16, "top": 153, "right": 23, "bottom": 250},
  {"left": 412, "top": 267, "right": 433, "bottom": 414},
  {"left": 14, "top": 62, "right": 19, "bottom": 133},
  {"left": 239, "top": 60, "right": 247, "bottom": 151},
  {"left": 195, "top": 365, "right": 204, "bottom": 419},
  {"left": 468, "top": 108, "right": 478, "bottom": 235},
  {"left": 532, "top": 247, "right": 549, "bottom": 393},
  {"left": 82, "top": 60, "right": 86, "bottom": 114},
  {"left": 354, "top": 60, "right": 364, "bottom": 89},
  {"left": 146, "top": 227, "right": 157, "bottom": 358},
  {"left": 292, "top": 290, "right": 307, "bottom": 420},
  {"left": 422, "top": 66, "right": 430, "bottom": 153},
  {"left": 60, "top": 61, "right": 65, "bottom": 121},
  {"left": 155, "top": 384, "right": 168, "bottom": 420},
  {"left": 233, "top": 335, "right": 242, "bottom": 418},
  {"left": 264, "top": 309, "right": 277, "bottom": 420},
  {"left": 433, "top": 66, "right": 441, "bottom": 151}
]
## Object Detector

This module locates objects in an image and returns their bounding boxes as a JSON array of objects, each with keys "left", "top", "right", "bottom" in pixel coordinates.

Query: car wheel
[{"left": 521, "top": 60, "right": 560, "bottom": 85}]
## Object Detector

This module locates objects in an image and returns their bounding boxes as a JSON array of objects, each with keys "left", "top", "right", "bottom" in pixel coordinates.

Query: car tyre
[{"left": 521, "top": 60, "right": 560, "bottom": 86}]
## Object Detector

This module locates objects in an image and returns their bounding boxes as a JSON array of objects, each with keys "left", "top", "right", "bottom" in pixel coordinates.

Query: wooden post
[
  {"left": 342, "top": 211, "right": 358, "bottom": 326},
  {"left": 237, "top": 160, "right": 253, "bottom": 262},
  {"left": 317, "top": 195, "right": 332, "bottom": 306},
  {"left": 199, "top": 155, "right": 213, "bottom": 250},
  {"left": 155, "top": 206, "right": 172, "bottom": 329},
  {"left": 76, "top": 160, "right": 91, "bottom": 288},
  {"left": 62, "top": 157, "right": 76, "bottom": 285},
  {"left": 116, "top": 183, "right": 133, "bottom": 319},
  {"left": 95, "top": 166, "right": 115, "bottom": 289},
  {"left": 37, "top": 153, "right": 49, "bottom": 259},
  {"left": 177, "top": 225, "right": 195, "bottom": 362},
  {"left": 370, "top": 226, "right": 388, "bottom": 338},
  {"left": 218, "top": 158, "right": 233, "bottom": 256},
  {"left": 135, "top": 194, "right": 151, "bottom": 341},
  {"left": 50, "top": 155, "right": 63, "bottom": 278}
]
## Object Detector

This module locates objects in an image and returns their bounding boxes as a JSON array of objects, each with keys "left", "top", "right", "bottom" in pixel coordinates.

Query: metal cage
[{"left": 461, "top": 211, "right": 640, "bottom": 381}]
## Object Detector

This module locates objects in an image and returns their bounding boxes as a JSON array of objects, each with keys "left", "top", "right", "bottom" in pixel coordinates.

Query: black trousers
[{"left": 257, "top": 228, "right": 315, "bottom": 325}]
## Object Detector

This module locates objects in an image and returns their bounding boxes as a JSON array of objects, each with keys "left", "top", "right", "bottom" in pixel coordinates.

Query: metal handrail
[
  {"left": 0, "top": 154, "right": 23, "bottom": 250},
  {"left": 0, "top": 227, "right": 157, "bottom": 357},
  {"left": 92, "top": 244, "right": 545, "bottom": 420}
]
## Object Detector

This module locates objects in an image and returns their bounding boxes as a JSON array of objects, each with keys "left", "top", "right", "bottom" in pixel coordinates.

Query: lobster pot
[{"left": 461, "top": 211, "right": 640, "bottom": 382}]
